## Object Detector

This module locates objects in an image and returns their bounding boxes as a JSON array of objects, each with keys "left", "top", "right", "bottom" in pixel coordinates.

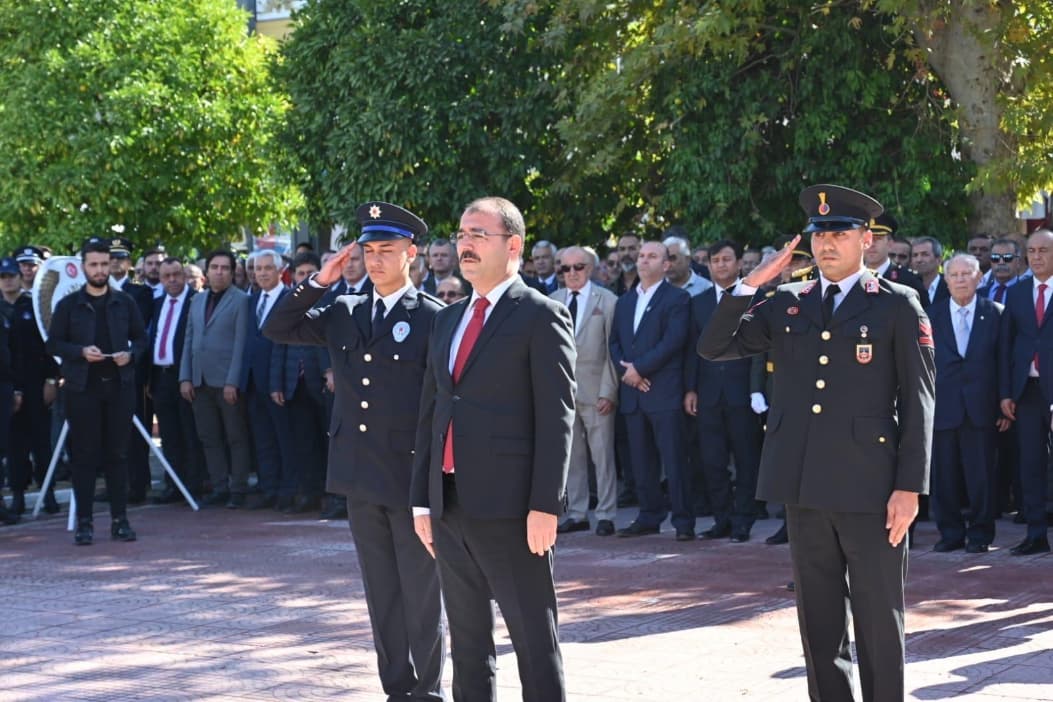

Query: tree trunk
[{"left": 912, "top": 0, "right": 1019, "bottom": 235}]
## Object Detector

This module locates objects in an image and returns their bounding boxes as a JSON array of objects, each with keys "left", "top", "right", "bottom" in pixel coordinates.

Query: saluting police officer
[
  {"left": 699, "top": 185, "right": 935, "bottom": 702},
  {"left": 264, "top": 202, "right": 446, "bottom": 701}
]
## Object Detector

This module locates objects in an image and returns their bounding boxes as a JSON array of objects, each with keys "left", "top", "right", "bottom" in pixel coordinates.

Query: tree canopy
[{"left": 0, "top": 0, "right": 302, "bottom": 256}]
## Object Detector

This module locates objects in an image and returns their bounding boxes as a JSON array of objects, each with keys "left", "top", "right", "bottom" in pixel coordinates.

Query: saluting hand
[
  {"left": 527, "top": 510, "right": 558, "bottom": 556},
  {"left": 743, "top": 234, "right": 803, "bottom": 289},
  {"left": 316, "top": 242, "right": 358, "bottom": 287},
  {"left": 885, "top": 489, "right": 918, "bottom": 548}
]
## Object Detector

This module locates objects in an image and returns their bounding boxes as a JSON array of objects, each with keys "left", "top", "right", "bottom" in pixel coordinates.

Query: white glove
[{"left": 750, "top": 392, "right": 768, "bottom": 415}]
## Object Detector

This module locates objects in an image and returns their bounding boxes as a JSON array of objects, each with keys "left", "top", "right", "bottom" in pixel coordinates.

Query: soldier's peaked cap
[{"left": 799, "top": 184, "right": 883, "bottom": 234}]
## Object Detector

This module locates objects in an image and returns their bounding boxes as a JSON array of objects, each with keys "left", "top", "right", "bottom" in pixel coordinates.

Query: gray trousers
[
  {"left": 566, "top": 402, "right": 617, "bottom": 522},
  {"left": 191, "top": 385, "right": 252, "bottom": 495}
]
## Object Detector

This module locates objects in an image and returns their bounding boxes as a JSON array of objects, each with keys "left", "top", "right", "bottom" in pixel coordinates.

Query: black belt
[{"left": 154, "top": 365, "right": 177, "bottom": 373}]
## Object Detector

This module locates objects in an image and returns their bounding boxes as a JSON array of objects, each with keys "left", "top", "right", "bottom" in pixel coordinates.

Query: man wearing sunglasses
[
  {"left": 435, "top": 276, "right": 468, "bottom": 303},
  {"left": 979, "top": 238, "right": 1024, "bottom": 303}
]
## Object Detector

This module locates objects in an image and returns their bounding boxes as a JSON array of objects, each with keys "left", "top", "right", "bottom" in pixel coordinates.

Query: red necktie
[
  {"left": 157, "top": 297, "right": 178, "bottom": 361},
  {"left": 1036, "top": 283, "right": 1047, "bottom": 371},
  {"left": 442, "top": 298, "right": 490, "bottom": 473}
]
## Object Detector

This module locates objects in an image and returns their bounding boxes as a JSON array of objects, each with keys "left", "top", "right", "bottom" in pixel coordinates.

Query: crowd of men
[{"left": 0, "top": 222, "right": 1050, "bottom": 555}]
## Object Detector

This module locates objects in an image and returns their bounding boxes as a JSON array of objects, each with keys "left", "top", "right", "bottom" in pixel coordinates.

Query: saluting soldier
[
  {"left": 699, "top": 185, "right": 935, "bottom": 702},
  {"left": 264, "top": 202, "right": 446, "bottom": 702}
]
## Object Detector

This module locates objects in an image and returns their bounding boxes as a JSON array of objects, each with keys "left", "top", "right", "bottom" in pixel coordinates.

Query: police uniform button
[
  {"left": 361, "top": 400, "right": 369, "bottom": 409},
  {"left": 342, "top": 345, "right": 347, "bottom": 351},
  {"left": 362, "top": 378, "right": 370, "bottom": 386},
  {"left": 818, "top": 355, "right": 829, "bottom": 365},
  {"left": 821, "top": 331, "right": 831, "bottom": 341},
  {"left": 811, "top": 404, "right": 822, "bottom": 414},
  {"left": 393, "top": 354, "right": 399, "bottom": 360},
  {"left": 816, "top": 379, "right": 826, "bottom": 389},
  {"left": 364, "top": 353, "right": 372, "bottom": 362},
  {"left": 359, "top": 424, "right": 367, "bottom": 432},
  {"left": 785, "top": 326, "right": 791, "bottom": 333},
  {"left": 878, "top": 436, "right": 887, "bottom": 443}
]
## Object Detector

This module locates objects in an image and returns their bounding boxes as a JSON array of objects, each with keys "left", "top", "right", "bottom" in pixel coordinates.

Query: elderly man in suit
[
  {"left": 267, "top": 203, "right": 447, "bottom": 702},
  {"left": 999, "top": 228, "right": 1053, "bottom": 555},
  {"left": 149, "top": 257, "right": 205, "bottom": 503},
  {"left": 551, "top": 246, "right": 619, "bottom": 536},
  {"left": 609, "top": 241, "right": 692, "bottom": 540},
  {"left": 240, "top": 250, "right": 296, "bottom": 511},
  {"left": 179, "top": 250, "right": 252, "bottom": 508},
  {"left": 412, "top": 196, "right": 576, "bottom": 702},
  {"left": 930, "top": 254, "right": 1006, "bottom": 553}
]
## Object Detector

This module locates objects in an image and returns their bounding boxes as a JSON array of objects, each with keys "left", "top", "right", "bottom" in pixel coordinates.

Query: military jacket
[
  {"left": 698, "top": 270, "right": 935, "bottom": 513},
  {"left": 263, "top": 277, "right": 443, "bottom": 508}
]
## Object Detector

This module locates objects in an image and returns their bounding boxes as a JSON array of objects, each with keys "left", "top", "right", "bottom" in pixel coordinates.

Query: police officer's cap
[
  {"left": 145, "top": 243, "right": 167, "bottom": 256},
  {"left": 0, "top": 257, "right": 18, "bottom": 276},
  {"left": 109, "top": 236, "right": 134, "bottom": 258},
  {"left": 355, "top": 201, "right": 428, "bottom": 244},
  {"left": 14, "top": 245, "right": 46, "bottom": 264},
  {"left": 773, "top": 235, "right": 812, "bottom": 261},
  {"left": 82, "top": 237, "right": 112, "bottom": 256},
  {"left": 869, "top": 212, "right": 898, "bottom": 237},
  {"left": 799, "top": 184, "right": 883, "bottom": 233}
]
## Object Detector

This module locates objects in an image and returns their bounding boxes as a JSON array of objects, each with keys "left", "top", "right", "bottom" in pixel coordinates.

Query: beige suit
[{"left": 551, "top": 284, "right": 619, "bottom": 522}]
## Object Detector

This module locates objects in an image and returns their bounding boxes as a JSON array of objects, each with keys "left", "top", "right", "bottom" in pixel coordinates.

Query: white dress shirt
[
  {"left": 372, "top": 282, "right": 415, "bottom": 319},
  {"left": 632, "top": 279, "right": 664, "bottom": 334},
  {"left": 152, "top": 286, "right": 189, "bottom": 366},
  {"left": 819, "top": 269, "right": 864, "bottom": 314},
  {"left": 926, "top": 274, "right": 943, "bottom": 305},
  {"left": 255, "top": 284, "right": 283, "bottom": 326}
]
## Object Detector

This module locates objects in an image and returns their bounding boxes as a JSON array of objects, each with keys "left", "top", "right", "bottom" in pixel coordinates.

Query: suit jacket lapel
[
  {"left": 632, "top": 283, "right": 667, "bottom": 340},
  {"left": 576, "top": 289, "right": 599, "bottom": 340},
  {"left": 964, "top": 300, "right": 990, "bottom": 356},
  {"left": 205, "top": 289, "right": 231, "bottom": 328},
  {"left": 932, "top": 304, "right": 959, "bottom": 358},
  {"left": 458, "top": 281, "right": 524, "bottom": 380}
]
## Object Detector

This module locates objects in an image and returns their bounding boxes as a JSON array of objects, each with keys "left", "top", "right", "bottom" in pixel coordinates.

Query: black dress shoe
[
  {"left": 966, "top": 543, "right": 989, "bottom": 554},
  {"left": 201, "top": 491, "right": 230, "bottom": 507},
  {"left": 111, "top": 517, "right": 137, "bottom": 542},
  {"left": 616, "top": 521, "right": 660, "bottom": 537},
  {"left": 1010, "top": 537, "right": 1050, "bottom": 556},
  {"left": 932, "top": 539, "right": 966, "bottom": 553},
  {"left": 730, "top": 531, "right": 750, "bottom": 543},
  {"left": 74, "top": 521, "right": 94, "bottom": 546},
  {"left": 765, "top": 524, "right": 788, "bottom": 545},
  {"left": 595, "top": 519, "right": 615, "bottom": 536},
  {"left": 699, "top": 524, "right": 731, "bottom": 540},
  {"left": 127, "top": 491, "right": 147, "bottom": 505},
  {"left": 318, "top": 497, "right": 348, "bottom": 520},
  {"left": 247, "top": 494, "right": 277, "bottom": 510},
  {"left": 785, "top": 581, "right": 795, "bottom": 592},
  {"left": 226, "top": 493, "right": 245, "bottom": 509},
  {"left": 675, "top": 528, "right": 695, "bottom": 542},
  {"left": 557, "top": 519, "right": 590, "bottom": 534},
  {"left": 43, "top": 490, "right": 60, "bottom": 514},
  {"left": 0, "top": 504, "right": 19, "bottom": 525},
  {"left": 1012, "top": 512, "right": 1026, "bottom": 524},
  {"left": 10, "top": 492, "right": 25, "bottom": 516}
]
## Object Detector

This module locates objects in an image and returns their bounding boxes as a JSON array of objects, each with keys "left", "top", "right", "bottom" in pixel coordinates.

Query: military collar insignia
[
  {"left": 800, "top": 281, "right": 818, "bottom": 295},
  {"left": 864, "top": 278, "right": 879, "bottom": 294},
  {"left": 369, "top": 204, "right": 382, "bottom": 219}
]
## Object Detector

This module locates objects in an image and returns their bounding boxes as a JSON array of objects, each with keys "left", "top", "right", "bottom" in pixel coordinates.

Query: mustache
[{"left": 460, "top": 252, "right": 480, "bottom": 263}]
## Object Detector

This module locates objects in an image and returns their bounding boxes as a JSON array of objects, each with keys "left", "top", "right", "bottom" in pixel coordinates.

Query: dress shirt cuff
[
  {"left": 412, "top": 507, "right": 431, "bottom": 517},
  {"left": 735, "top": 282, "right": 758, "bottom": 296},
  {"left": 307, "top": 273, "right": 326, "bottom": 289}
]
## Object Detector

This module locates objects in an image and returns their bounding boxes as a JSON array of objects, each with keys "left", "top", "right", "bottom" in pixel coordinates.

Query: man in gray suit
[
  {"left": 552, "top": 246, "right": 620, "bottom": 536},
  {"left": 179, "top": 250, "right": 253, "bottom": 507}
]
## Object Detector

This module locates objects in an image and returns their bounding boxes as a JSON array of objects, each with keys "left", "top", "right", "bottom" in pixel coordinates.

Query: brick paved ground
[{"left": 2, "top": 495, "right": 1052, "bottom": 701}]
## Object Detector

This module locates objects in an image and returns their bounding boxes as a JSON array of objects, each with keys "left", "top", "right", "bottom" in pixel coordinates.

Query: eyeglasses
[
  {"left": 559, "top": 263, "right": 588, "bottom": 274},
  {"left": 990, "top": 253, "right": 1016, "bottom": 263},
  {"left": 450, "top": 229, "right": 512, "bottom": 245},
  {"left": 890, "top": 253, "right": 910, "bottom": 262},
  {"left": 437, "top": 291, "right": 461, "bottom": 300}
]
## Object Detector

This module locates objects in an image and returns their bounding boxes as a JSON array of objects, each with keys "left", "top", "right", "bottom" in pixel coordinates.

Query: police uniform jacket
[
  {"left": 5, "top": 293, "right": 58, "bottom": 386},
  {"left": 263, "top": 277, "right": 442, "bottom": 508},
  {"left": 697, "top": 271, "right": 935, "bottom": 513},
  {"left": 45, "top": 287, "right": 148, "bottom": 392}
]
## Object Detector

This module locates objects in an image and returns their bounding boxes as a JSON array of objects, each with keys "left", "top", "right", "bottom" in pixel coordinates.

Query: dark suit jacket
[
  {"left": 410, "top": 278, "right": 576, "bottom": 519},
  {"left": 930, "top": 296, "right": 1003, "bottom": 430},
  {"left": 879, "top": 263, "right": 927, "bottom": 302},
  {"left": 698, "top": 272, "right": 935, "bottom": 513},
  {"left": 999, "top": 277, "right": 1053, "bottom": 404},
  {"left": 116, "top": 278, "right": 155, "bottom": 328},
  {"left": 609, "top": 281, "right": 689, "bottom": 414},
  {"left": 422, "top": 273, "right": 472, "bottom": 297},
  {"left": 924, "top": 274, "right": 950, "bottom": 309},
  {"left": 265, "top": 280, "right": 442, "bottom": 506},
  {"left": 685, "top": 288, "right": 753, "bottom": 408},
  {"left": 147, "top": 288, "right": 195, "bottom": 388},
  {"left": 240, "top": 287, "right": 289, "bottom": 393}
]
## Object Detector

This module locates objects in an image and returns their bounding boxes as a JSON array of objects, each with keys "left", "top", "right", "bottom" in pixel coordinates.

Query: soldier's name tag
[
  {"left": 856, "top": 343, "right": 873, "bottom": 364},
  {"left": 392, "top": 321, "right": 411, "bottom": 343}
]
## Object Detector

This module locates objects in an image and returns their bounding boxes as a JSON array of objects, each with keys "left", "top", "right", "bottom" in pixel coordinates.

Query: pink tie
[
  {"left": 158, "top": 298, "right": 178, "bottom": 361},
  {"left": 442, "top": 298, "right": 490, "bottom": 473}
]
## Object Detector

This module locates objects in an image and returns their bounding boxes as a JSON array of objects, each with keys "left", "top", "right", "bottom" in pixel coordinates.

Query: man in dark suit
[
  {"left": 699, "top": 185, "right": 935, "bottom": 702},
  {"left": 240, "top": 250, "right": 296, "bottom": 511},
  {"left": 267, "top": 202, "right": 447, "bottom": 701},
  {"left": 530, "top": 240, "right": 559, "bottom": 293},
  {"left": 912, "top": 236, "right": 949, "bottom": 309},
  {"left": 149, "top": 257, "right": 205, "bottom": 503},
  {"left": 411, "top": 196, "right": 575, "bottom": 702},
  {"left": 998, "top": 227, "right": 1053, "bottom": 555},
  {"left": 930, "top": 254, "right": 1006, "bottom": 553},
  {"left": 684, "top": 240, "right": 762, "bottom": 542},
  {"left": 609, "top": 241, "right": 692, "bottom": 539},
  {"left": 865, "top": 213, "right": 927, "bottom": 301}
]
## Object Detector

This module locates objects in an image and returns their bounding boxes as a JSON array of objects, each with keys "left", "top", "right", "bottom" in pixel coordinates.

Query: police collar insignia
[
  {"left": 864, "top": 278, "right": 879, "bottom": 294},
  {"left": 801, "top": 281, "right": 818, "bottom": 295}
]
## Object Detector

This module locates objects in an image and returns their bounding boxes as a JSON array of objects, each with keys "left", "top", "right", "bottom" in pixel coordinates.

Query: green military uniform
[{"left": 699, "top": 185, "right": 936, "bottom": 702}]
